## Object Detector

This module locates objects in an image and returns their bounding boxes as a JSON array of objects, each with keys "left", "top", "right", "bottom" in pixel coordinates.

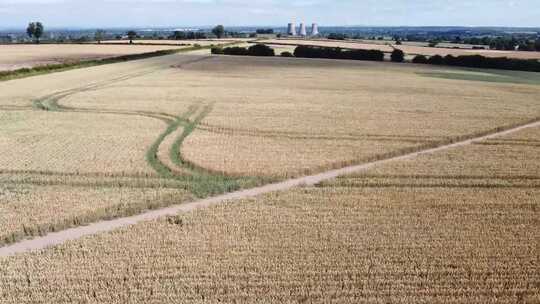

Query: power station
[
  {"left": 298, "top": 23, "right": 307, "bottom": 37},
  {"left": 287, "top": 23, "right": 296, "bottom": 36},
  {"left": 311, "top": 23, "right": 319, "bottom": 36},
  {"left": 286, "top": 22, "right": 320, "bottom": 37}
]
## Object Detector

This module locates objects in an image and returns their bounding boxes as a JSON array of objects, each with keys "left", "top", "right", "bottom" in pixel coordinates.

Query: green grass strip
[
  {"left": 165, "top": 104, "right": 270, "bottom": 197},
  {"left": 146, "top": 105, "right": 198, "bottom": 179}
]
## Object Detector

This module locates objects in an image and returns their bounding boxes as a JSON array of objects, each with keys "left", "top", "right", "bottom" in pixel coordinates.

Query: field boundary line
[{"left": 1, "top": 119, "right": 539, "bottom": 257}]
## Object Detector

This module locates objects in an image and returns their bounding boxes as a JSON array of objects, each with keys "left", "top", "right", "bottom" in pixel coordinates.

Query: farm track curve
[
  {"left": 27, "top": 58, "right": 213, "bottom": 178},
  {"left": 14, "top": 55, "right": 259, "bottom": 192},
  {"left": 1, "top": 118, "right": 539, "bottom": 257}
]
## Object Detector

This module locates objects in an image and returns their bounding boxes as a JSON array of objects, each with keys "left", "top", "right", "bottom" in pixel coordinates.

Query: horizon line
[{"left": 1, "top": 24, "right": 540, "bottom": 30}]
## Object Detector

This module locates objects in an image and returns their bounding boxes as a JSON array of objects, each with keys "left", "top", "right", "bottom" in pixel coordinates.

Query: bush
[
  {"left": 222, "top": 46, "right": 249, "bottom": 56},
  {"left": 391, "top": 49, "right": 405, "bottom": 62},
  {"left": 281, "top": 51, "right": 294, "bottom": 57},
  {"left": 412, "top": 55, "right": 428, "bottom": 64},
  {"left": 293, "top": 45, "right": 384, "bottom": 61},
  {"left": 211, "top": 47, "right": 224, "bottom": 55},
  {"left": 427, "top": 55, "right": 444, "bottom": 65},
  {"left": 247, "top": 44, "right": 275, "bottom": 56}
]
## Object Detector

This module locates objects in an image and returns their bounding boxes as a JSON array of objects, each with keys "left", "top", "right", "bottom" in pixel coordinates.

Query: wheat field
[
  {"left": 1, "top": 126, "right": 537, "bottom": 303},
  {"left": 0, "top": 54, "right": 539, "bottom": 246},
  {"left": 0, "top": 110, "right": 163, "bottom": 175},
  {"left": 179, "top": 56, "right": 540, "bottom": 177},
  {"left": 10, "top": 54, "right": 538, "bottom": 177}
]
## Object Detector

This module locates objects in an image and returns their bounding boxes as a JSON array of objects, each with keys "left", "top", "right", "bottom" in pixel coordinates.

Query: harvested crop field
[
  {"left": 261, "top": 38, "right": 540, "bottom": 60},
  {"left": 1, "top": 127, "right": 538, "bottom": 303},
  {"left": 0, "top": 43, "right": 186, "bottom": 71}
]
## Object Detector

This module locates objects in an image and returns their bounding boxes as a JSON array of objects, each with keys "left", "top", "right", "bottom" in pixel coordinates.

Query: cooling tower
[
  {"left": 298, "top": 23, "right": 307, "bottom": 37},
  {"left": 311, "top": 23, "right": 319, "bottom": 36},
  {"left": 287, "top": 23, "right": 297, "bottom": 36}
]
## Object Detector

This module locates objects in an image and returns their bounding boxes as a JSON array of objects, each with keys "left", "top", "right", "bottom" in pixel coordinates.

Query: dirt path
[{"left": 1, "top": 120, "right": 539, "bottom": 257}]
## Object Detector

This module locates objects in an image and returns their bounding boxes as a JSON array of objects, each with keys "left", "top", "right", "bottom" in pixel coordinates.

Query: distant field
[
  {"left": 99, "top": 38, "right": 250, "bottom": 46},
  {"left": 0, "top": 44, "right": 186, "bottom": 71},
  {"left": 343, "top": 38, "right": 487, "bottom": 50},
  {"left": 261, "top": 38, "right": 540, "bottom": 60},
  {"left": 1, "top": 126, "right": 537, "bottom": 303}
]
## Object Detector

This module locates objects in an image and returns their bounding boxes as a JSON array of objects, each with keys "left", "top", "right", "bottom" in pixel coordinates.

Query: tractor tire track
[{"left": 1, "top": 119, "right": 539, "bottom": 256}]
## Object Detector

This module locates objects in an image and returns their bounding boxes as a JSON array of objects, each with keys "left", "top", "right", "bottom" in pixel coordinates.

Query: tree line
[
  {"left": 211, "top": 44, "right": 275, "bottom": 56},
  {"left": 412, "top": 54, "right": 540, "bottom": 72},
  {"left": 293, "top": 45, "right": 385, "bottom": 61}
]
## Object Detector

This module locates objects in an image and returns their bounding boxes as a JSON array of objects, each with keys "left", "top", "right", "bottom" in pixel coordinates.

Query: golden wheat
[
  {"left": 0, "top": 183, "right": 192, "bottom": 245},
  {"left": 346, "top": 126, "right": 540, "bottom": 179},
  {"left": 0, "top": 54, "right": 538, "bottom": 302},
  {"left": 0, "top": 185, "right": 537, "bottom": 303},
  {"left": 178, "top": 56, "right": 540, "bottom": 176},
  {"left": 0, "top": 110, "right": 163, "bottom": 175}
]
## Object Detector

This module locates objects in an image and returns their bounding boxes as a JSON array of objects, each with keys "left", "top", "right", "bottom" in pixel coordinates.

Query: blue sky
[{"left": 0, "top": 0, "right": 539, "bottom": 28}]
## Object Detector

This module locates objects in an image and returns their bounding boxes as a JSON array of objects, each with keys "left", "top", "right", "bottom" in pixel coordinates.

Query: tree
[
  {"left": 95, "top": 30, "right": 105, "bottom": 44},
  {"left": 127, "top": 31, "right": 137, "bottom": 44},
  {"left": 412, "top": 55, "right": 428, "bottom": 64},
  {"left": 26, "top": 22, "right": 44, "bottom": 43},
  {"left": 390, "top": 49, "right": 405, "bottom": 62},
  {"left": 171, "top": 31, "right": 186, "bottom": 40},
  {"left": 212, "top": 25, "right": 225, "bottom": 39},
  {"left": 34, "top": 22, "right": 44, "bottom": 43},
  {"left": 247, "top": 44, "right": 275, "bottom": 56},
  {"left": 427, "top": 55, "right": 444, "bottom": 65},
  {"left": 26, "top": 23, "right": 36, "bottom": 39}
]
